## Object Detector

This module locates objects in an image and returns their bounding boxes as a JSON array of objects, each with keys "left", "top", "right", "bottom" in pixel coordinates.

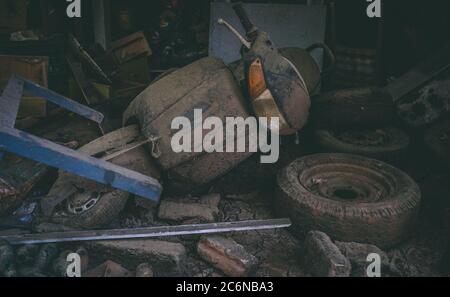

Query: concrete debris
[
  {"left": 158, "top": 194, "right": 221, "bottom": 223},
  {"left": 87, "top": 239, "right": 187, "bottom": 275},
  {"left": 0, "top": 240, "right": 15, "bottom": 277},
  {"left": 16, "top": 245, "right": 40, "bottom": 266},
  {"left": 16, "top": 244, "right": 59, "bottom": 277},
  {"left": 85, "top": 260, "right": 131, "bottom": 277},
  {"left": 34, "top": 244, "right": 59, "bottom": 271},
  {"left": 335, "top": 241, "right": 390, "bottom": 277},
  {"left": 135, "top": 263, "right": 154, "bottom": 277},
  {"left": 34, "top": 223, "right": 78, "bottom": 233},
  {"left": 302, "top": 231, "right": 351, "bottom": 277},
  {"left": 18, "top": 267, "right": 47, "bottom": 277},
  {"left": 197, "top": 235, "right": 259, "bottom": 277},
  {"left": 256, "top": 258, "right": 303, "bottom": 277},
  {"left": 0, "top": 1, "right": 448, "bottom": 279},
  {"left": 335, "top": 241, "right": 389, "bottom": 268}
]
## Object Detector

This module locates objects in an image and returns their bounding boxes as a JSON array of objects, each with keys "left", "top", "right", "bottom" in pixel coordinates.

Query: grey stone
[
  {"left": 0, "top": 228, "right": 30, "bottom": 237},
  {"left": 135, "top": 263, "right": 154, "bottom": 277},
  {"left": 0, "top": 241, "right": 14, "bottom": 274},
  {"left": 302, "top": 231, "right": 351, "bottom": 277},
  {"left": 335, "top": 241, "right": 389, "bottom": 268},
  {"left": 256, "top": 258, "right": 304, "bottom": 277},
  {"left": 88, "top": 239, "right": 186, "bottom": 275},
  {"left": 158, "top": 194, "right": 220, "bottom": 223},
  {"left": 34, "top": 223, "right": 77, "bottom": 233},
  {"left": 197, "top": 235, "right": 258, "bottom": 277}
]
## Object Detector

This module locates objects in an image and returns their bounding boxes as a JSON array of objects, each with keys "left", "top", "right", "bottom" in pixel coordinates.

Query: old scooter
[{"left": 41, "top": 3, "right": 327, "bottom": 227}]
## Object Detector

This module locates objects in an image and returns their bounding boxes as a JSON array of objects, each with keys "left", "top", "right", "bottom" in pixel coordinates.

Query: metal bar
[
  {"left": 68, "top": 34, "right": 112, "bottom": 85},
  {"left": 0, "top": 219, "right": 292, "bottom": 245},
  {"left": 19, "top": 76, "right": 104, "bottom": 124},
  {"left": 102, "top": 139, "right": 151, "bottom": 161},
  {"left": 66, "top": 55, "right": 101, "bottom": 105},
  {"left": 65, "top": 56, "right": 113, "bottom": 134},
  {"left": 0, "top": 76, "right": 24, "bottom": 128},
  {"left": 0, "top": 126, "right": 162, "bottom": 202}
]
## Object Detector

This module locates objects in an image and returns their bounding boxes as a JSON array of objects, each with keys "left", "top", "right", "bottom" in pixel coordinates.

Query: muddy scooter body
[{"left": 123, "top": 4, "right": 317, "bottom": 192}]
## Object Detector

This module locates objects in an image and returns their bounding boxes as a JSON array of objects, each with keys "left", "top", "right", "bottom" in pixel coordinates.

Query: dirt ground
[{"left": 1, "top": 113, "right": 449, "bottom": 277}]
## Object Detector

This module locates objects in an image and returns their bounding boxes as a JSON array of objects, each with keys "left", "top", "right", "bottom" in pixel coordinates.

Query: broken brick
[
  {"left": 302, "top": 231, "right": 351, "bottom": 277},
  {"left": 158, "top": 194, "right": 220, "bottom": 223},
  {"left": 197, "top": 235, "right": 258, "bottom": 277},
  {"left": 87, "top": 239, "right": 186, "bottom": 275}
]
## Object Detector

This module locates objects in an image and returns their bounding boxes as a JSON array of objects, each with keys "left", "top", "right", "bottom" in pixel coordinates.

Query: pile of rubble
[{"left": 0, "top": 3, "right": 449, "bottom": 278}]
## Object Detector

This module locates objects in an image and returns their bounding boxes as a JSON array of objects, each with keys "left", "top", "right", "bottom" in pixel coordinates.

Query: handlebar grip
[{"left": 232, "top": 3, "right": 257, "bottom": 37}]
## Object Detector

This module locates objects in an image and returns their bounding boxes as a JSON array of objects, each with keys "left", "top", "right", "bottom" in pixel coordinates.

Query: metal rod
[
  {"left": 217, "top": 18, "right": 251, "bottom": 49},
  {"left": 0, "top": 219, "right": 292, "bottom": 245},
  {"left": 102, "top": 139, "right": 151, "bottom": 161}
]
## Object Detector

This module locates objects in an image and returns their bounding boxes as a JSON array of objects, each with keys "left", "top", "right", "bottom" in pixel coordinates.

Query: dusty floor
[{"left": 1, "top": 114, "right": 449, "bottom": 277}]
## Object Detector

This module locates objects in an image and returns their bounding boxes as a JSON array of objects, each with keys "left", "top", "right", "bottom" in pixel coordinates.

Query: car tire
[
  {"left": 55, "top": 189, "right": 129, "bottom": 229},
  {"left": 311, "top": 87, "right": 395, "bottom": 128},
  {"left": 315, "top": 126, "right": 410, "bottom": 162},
  {"left": 424, "top": 119, "right": 450, "bottom": 164},
  {"left": 275, "top": 154, "right": 421, "bottom": 248}
]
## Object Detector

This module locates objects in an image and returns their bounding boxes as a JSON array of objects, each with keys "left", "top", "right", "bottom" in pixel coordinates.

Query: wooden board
[
  {"left": 111, "top": 31, "right": 152, "bottom": 65},
  {"left": 0, "top": 55, "right": 49, "bottom": 118}
]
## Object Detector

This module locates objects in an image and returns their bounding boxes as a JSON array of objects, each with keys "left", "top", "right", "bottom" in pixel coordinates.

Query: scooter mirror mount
[{"left": 217, "top": 18, "right": 251, "bottom": 50}]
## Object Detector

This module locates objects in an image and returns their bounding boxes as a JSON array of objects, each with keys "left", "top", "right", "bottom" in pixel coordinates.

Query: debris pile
[{"left": 0, "top": 1, "right": 449, "bottom": 278}]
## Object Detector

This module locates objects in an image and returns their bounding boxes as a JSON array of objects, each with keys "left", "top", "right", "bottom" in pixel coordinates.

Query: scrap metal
[
  {"left": 0, "top": 75, "right": 162, "bottom": 203},
  {"left": 0, "top": 219, "right": 292, "bottom": 245}
]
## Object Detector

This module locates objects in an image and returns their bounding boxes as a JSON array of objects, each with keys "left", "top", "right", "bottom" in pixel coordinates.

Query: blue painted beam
[
  {"left": 0, "top": 76, "right": 24, "bottom": 128},
  {"left": 19, "top": 75, "right": 105, "bottom": 124},
  {"left": 0, "top": 127, "right": 162, "bottom": 203}
]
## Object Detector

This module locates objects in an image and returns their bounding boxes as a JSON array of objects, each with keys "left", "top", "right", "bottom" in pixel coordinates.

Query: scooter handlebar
[{"left": 232, "top": 2, "right": 257, "bottom": 38}]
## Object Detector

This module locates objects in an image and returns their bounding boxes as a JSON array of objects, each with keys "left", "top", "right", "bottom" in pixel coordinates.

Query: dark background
[{"left": 16, "top": 0, "right": 449, "bottom": 79}]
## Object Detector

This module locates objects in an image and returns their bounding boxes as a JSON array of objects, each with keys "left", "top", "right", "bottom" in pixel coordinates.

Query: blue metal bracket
[{"left": 0, "top": 75, "right": 162, "bottom": 203}]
